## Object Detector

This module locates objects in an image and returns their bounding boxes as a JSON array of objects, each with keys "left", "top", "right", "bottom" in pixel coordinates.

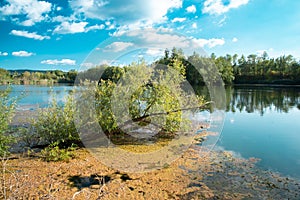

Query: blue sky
[{"left": 0, "top": 0, "right": 299, "bottom": 71}]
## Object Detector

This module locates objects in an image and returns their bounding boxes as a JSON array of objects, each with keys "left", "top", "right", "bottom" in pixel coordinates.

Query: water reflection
[
  {"left": 217, "top": 86, "right": 300, "bottom": 179},
  {"left": 225, "top": 86, "right": 300, "bottom": 115}
]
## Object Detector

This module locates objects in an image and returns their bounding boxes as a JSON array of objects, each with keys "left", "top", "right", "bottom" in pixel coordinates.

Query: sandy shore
[
  {"left": 2, "top": 143, "right": 300, "bottom": 199},
  {"left": 3, "top": 110, "right": 300, "bottom": 199}
]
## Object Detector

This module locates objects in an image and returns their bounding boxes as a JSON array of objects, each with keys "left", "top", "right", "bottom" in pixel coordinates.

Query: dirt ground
[
  {"left": 1, "top": 144, "right": 300, "bottom": 200},
  {"left": 1, "top": 110, "right": 300, "bottom": 199}
]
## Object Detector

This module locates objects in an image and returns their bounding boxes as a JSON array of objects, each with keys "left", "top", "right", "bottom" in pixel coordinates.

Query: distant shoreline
[{"left": 2, "top": 82, "right": 300, "bottom": 88}]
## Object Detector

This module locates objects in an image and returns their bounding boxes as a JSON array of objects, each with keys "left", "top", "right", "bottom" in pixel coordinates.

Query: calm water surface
[
  {"left": 217, "top": 86, "right": 300, "bottom": 179},
  {"left": 2, "top": 85, "right": 300, "bottom": 179},
  {"left": 0, "top": 85, "right": 73, "bottom": 110}
]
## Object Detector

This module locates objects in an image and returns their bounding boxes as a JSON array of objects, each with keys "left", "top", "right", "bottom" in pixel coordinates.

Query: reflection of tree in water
[{"left": 225, "top": 86, "right": 300, "bottom": 115}]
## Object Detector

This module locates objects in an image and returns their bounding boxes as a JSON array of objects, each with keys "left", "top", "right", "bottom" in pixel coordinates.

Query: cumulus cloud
[
  {"left": 192, "top": 22, "right": 197, "bottom": 29},
  {"left": 53, "top": 21, "right": 88, "bottom": 34},
  {"left": 104, "top": 42, "right": 134, "bottom": 52},
  {"left": 12, "top": 51, "right": 35, "bottom": 57},
  {"left": 202, "top": 0, "right": 249, "bottom": 15},
  {"left": 0, "top": 52, "right": 8, "bottom": 56},
  {"left": 146, "top": 48, "right": 164, "bottom": 56},
  {"left": 10, "top": 30, "right": 50, "bottom": 40},
  {"left": 70, "top": 0, "right": 182, "bottom": 25},
  {"left": 118, "top": 29, "right": 224, "bottom": 51},
  {"left": 56, "top": 6, "right": 62, "bottom": 11},
  {"left": 53, "top": 21, "right": 105, "bottom": 34},
  {"left": 186, "top": 5, "right": 197, "bottom": 13},
  {"left": 192, "top": 38, "right": 225, "bottom": 48},
  {"left": 171, "top": 17, "right": 186, "bottom": 23},
  {"left": 85, "top": 24, "right": 105, "bottom": 31},
  {"left": 0, "top": 0, "right": 52, "bottom": 26},
  {"left": 85, "top": 29, "right": 225, "bottom": 67},
  {"left": 41, "top": 59, "right": 76, "bottom": 65},
  {"left": 232, "top": 37, "right": 238, "bottom": 42}
]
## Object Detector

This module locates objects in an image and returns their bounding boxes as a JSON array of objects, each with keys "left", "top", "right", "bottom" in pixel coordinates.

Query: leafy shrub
[
  {"left": 92, "top": 62, "right": 205, "bottom": 137},
  {"left": 41, "top": 142, "right": 76, "bottom": 162},
  {"left": 0, "top": 87, "right": 17, "bottom": 156},
  {"left": 31, "top": 92, "right": 80, "bottom": 147}
]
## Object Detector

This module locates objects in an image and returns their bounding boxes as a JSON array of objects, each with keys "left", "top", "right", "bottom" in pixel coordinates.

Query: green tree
[
  {"left": 0, "top": 87, "right": 17, "bottom": 156},
  {"left": 78, "top": 60, "right": 206, "bottom": 140},
  {"left": 22, "top": 71, "right": 31, "bottom": 80},
  {"left": 0, "top": 68, "right": 11, "bottom": 84},
  {"left": 215, "top": 56, "right": 234, "bottom": 84}
]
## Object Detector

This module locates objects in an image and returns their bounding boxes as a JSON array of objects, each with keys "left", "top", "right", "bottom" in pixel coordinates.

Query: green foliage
[
  {"left": 0, "top": 87, "right": 16, "bottom": 156},
  {"left": 0, "top": 68, "right": 11, "bottom": 84},
  {"left": 214, "top": 56, "right": 235, "bottom": 84},
  {"left": 234, "top": 53, "right": 300, "bottom": 84},
  {"left": 101, "top": 66, "right": 125, "bottom": 83},
  {"left": 95, "top": 79, "right": 119, "bottom": 134},
  {"left": 92, "top": 60, "right": 204, "bottom": 137},
  {"left": 41, "top": 142, "right": 76, "bottom": 162},
  {"left": 0, "top": 68, "right": 78, "bottom": 85},
  {"left": 31, "top": 92, "right": 80, "bottom": 146},
  {"left": 77, "top": 65, "right": 107, "bottom": 82}
]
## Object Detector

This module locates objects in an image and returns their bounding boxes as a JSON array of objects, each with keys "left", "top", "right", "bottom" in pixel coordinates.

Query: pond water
[
  {"left": 217, "top": 86, "right": 300, "bottom": 180},
  {"left": 0, "top": 85, "right": 73, "bottom": 110},
  {"left": 1, "top": 84, "right": 300, "bottom": 180}
]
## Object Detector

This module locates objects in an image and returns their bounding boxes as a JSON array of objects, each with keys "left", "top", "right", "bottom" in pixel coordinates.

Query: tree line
[
  {"left": 77, "top": 48, "right": 300, "bottom": 86},
  {"left": 212, "top": 52, "right": 300, "bottom": 85},
  {"left": 0, "top": 69, "right": 77, "bottom": 85},
  {"left": 1, "top": 48, "right": 300, "bottom": 85}
]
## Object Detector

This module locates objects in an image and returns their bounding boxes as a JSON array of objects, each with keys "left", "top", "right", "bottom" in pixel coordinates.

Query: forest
[
  {"left": 1, "top": 48, "right": 300, "bottom": 86},
  {"left": 0, "top": 69, "right": 77, "bottom": 85}
]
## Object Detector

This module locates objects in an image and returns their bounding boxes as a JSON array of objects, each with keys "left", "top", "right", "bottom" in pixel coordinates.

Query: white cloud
[
  {"left": 232, "top": 37, "right": 238, "bottom": 42},
  {"left": 192, "top": 22, "right": 197, "bottom": 29},
  {"left": 54, "top": 21, "right": 88, "bottom": 34},
  {"left": 70, "top": 0, "right": 182, "bottom": 26},
  {"left": 86, "top": 24, "right": 105, "bottom": 31},
  {"left": 85, "top": 29, "right": 225, "bottom": 67},
  {"left": 119, "top": 29, "right": 224, "bottom": 51},
  {"left": 104, "top": 42, "right": 134, "bottom": 52},
  {"left": 52, "top": 15, "right": 76, "bottom": 23},
  {"left": 53, "top": 21, "right": 105, "bottom": 34},
  {"left": 41, "top": 59, "right": 76, "bottom": 65},
  {"left": 110, "top": 20, "right": 154, "bottom": 36},
  {"left": 0, "top": 0, "right": 52, "bottom": 26},
  {"left": 10, "top": 30, "right": 50, "bottom": 40},
  {"left": 192, "top": 38, "right": 225, "bottom": 48},
  {"left": 146, "top": 48, "right": 164, "bottom": 56},
  {"left": 186, "top": 5, "right": 197, "bottom": 13},
  {"left": 202, "top": 0, "right": 249, "bottom": 15},
  {"left": 171, "top": 17, "right": 186, "bottom": 23},
  {"left": 0, "top": 52, "right": 8, "bottom": 56},
  {"left": 12, "top": 51, "right": 35, "bottom": 57}
]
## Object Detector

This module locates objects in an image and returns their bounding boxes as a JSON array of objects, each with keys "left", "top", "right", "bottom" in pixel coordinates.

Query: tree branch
[{"left": 119, "top": 101, "right": 213, "bottom": 129}]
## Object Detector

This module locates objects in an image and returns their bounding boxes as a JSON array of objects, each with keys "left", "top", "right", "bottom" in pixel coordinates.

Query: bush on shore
[{"left": 0, "top": 87, "right": 17, "bottom": 157}]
